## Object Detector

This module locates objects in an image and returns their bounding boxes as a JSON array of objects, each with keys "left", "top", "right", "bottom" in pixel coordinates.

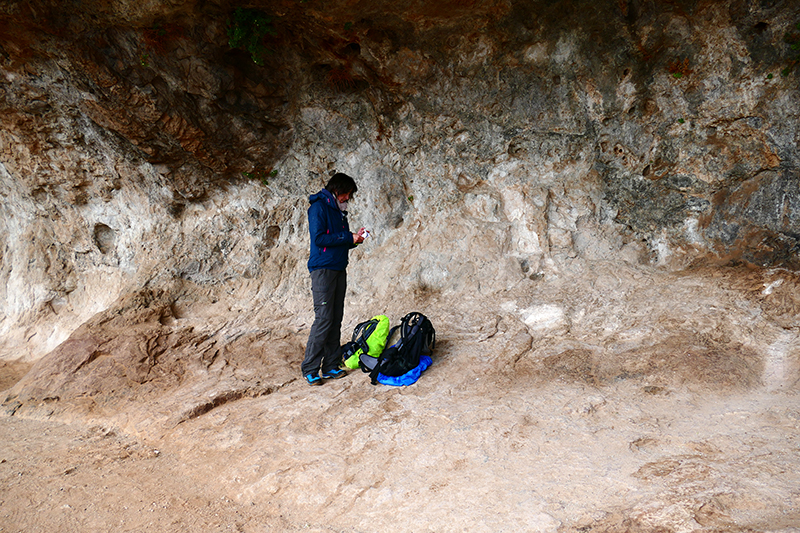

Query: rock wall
[{"left": 1, "top": 0, "right": 799, "bottom": 424}]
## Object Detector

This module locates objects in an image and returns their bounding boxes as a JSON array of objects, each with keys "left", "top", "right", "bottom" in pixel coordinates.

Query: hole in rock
[
  {"left": 341, "top": 42, "right": 361, "bottom": 56},
  {"left": 93, "top": 223, "right": 116, "bottom": 255},
  {"left": 264, "top": 225, "right": 281, "bottom": 248}
]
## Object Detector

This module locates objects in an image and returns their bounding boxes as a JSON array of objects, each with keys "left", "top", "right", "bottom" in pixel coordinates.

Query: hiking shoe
[
  {"left": 305, "top": 374, "right": 323, "bottom": 386},
  {"left": 322, "top": 368, "right": 347, "bottom": 380}
]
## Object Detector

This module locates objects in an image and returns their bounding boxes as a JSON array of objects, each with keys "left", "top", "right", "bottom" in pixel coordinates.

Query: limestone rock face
[
  {"left": 2, "top": 2, "right": 800, "bottom": 530},
  {"left": 0, "top": 0, "right": 799, "bottom": 427}
]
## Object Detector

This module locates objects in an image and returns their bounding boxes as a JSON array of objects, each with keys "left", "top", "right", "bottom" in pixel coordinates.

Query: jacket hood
[{"left": 309, "top": 188, "right": 337, "bottom": 207}]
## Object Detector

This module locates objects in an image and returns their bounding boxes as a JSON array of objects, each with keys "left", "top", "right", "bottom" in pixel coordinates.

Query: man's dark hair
[{"left": 326, "top": 173, "right": 358, "bottom": 196}]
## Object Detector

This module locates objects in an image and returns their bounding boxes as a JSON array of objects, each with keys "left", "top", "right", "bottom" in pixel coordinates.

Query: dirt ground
[
  {"left": 2, "top": 266, "right": 800, "bottom": 532},
  {"left": 2, "top": 362, "right": 800, "bottom": 532}
]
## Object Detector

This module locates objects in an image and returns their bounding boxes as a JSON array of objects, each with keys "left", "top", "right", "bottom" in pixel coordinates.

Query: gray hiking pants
[{"left": 302, "top": 269, "right": 347, "bottom": 376}]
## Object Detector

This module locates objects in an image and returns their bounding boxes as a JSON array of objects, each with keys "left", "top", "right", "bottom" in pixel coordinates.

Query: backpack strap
[
  {"left": 367, "top": 324, "right": 401, "bottom": 383},
  {"left": 339, "top": 340, "right": 360, "bottom": 362},
  {"left": 361, "top": 324, "right": 400, "bottom": 375},
  {"left": 416, "top": 314, "right": 434, "bottom": 354},
  {"left": 351, "top": 319, "right": 374, "bottom": 342},
  {"left": 352, "top": 319, "right": 378, "bottom": 355},
  {"left": 401, "top": 312, "right": 425, "bottom": 338},
  {"left": 368, "top": 348, "right": 387, "bottom": 384},
  {"left": 385, "top": 324, "right": 402, "bottom": 348},
  {"left": 402, "top": 312, "right": 435, "bottom": 355}
]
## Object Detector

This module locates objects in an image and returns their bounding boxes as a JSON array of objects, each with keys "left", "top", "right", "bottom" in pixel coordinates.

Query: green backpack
[{"left": 342, "top": 315, "right": 391, "bottom": 369}]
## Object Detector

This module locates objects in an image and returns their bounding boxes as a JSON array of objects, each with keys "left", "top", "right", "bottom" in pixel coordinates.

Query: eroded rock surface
[{"left": 1, "top": 0, "right": 799, "bottom": 531}]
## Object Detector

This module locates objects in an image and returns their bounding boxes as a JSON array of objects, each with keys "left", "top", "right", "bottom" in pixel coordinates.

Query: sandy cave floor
[
  {"left": 2, "top": 265, "right": 800, "bottom": 532},
  {"left": 1, "top": 365, "right": 800, "bottom": 532}
]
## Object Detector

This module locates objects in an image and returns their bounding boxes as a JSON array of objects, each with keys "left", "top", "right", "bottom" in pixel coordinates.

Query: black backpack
[{"left": 365, "top": 312, "right": 435, "bottom": 385}]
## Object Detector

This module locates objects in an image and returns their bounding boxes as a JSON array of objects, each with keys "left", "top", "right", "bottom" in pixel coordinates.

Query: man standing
[{"left": 302, "top": 173, "right": 367, "bottom": 385}]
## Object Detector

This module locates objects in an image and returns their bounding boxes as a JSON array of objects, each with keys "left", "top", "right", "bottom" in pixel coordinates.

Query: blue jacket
[{"left": 307, "top": 189, "right": 355, "bottom": 272}]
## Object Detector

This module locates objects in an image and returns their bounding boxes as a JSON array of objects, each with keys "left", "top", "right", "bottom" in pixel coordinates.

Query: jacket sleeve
[{"left": 309, "top": 202, "right": 353, "bottom": 248}]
